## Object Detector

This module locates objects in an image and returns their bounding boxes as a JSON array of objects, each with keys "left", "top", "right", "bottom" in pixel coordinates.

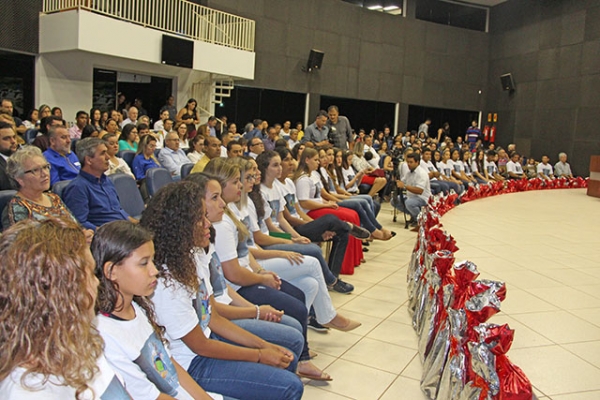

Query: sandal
[{"left": 297, "top": 361, "right": 332, "bottom": 381}]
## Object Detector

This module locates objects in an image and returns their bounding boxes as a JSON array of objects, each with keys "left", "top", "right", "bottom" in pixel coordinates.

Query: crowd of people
[{"left": 0, "top": 96, "right": 580, "bottom": 399}]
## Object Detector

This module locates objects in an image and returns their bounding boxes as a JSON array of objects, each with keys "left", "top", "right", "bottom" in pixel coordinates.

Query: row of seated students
[{"left": 0, "top": 140, "right": 402, "bottom": 398}]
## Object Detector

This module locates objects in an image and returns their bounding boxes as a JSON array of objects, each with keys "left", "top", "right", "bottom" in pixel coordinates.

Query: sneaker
[
  {"left": 349, "top": 224, "right": 370, "bottom": 239},
  {"left": 328, "top": 279, "right": 354, "bottom": 294},
  {"left": 308, "top": 316, "right": 330, "bottom": 332}
]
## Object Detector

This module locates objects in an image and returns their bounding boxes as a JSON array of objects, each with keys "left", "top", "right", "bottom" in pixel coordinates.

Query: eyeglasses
[
  {"left": 250, "top": 142, "right": 264, "bottom": 147},
  {"left": 245, "top": 174, "right": 256, "bottom": 182},
  {"left": 24, "top": 164, "right": 51, "bottom": 176}
]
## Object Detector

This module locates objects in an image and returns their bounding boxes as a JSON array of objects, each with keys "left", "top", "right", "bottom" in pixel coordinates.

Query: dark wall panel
[{"left": 487, "top": 0, "right": 600, "bottom": 176}]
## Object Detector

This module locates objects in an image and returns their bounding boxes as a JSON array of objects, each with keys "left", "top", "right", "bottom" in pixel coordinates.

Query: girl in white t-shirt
[
  {"left": 93, "top": 221, "right": 220, "bottom": 400},
  {"left": 459, "top": 149, "right": 479, "bottom": 185},
  {"left": 139, "top": 182, "right": 303, "bottom": 400},
  {"left": 0, "top": 218, "right": 129, "bottom": 399}
]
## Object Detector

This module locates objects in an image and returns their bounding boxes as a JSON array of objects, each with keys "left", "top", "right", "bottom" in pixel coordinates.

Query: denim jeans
[
  {"left": 230, "top": 318, "right": 304, "bottom": 370},
  {"left": 187, "top": 332, "right": 304, "bottom": 400},
  {"left": 264, "top": 242, "right": 337, "bottom": 286},
  {"left": 393, "top": 194, "right": 427, "bottom": 220},
  {"left": 257, "top": 256, "right": 337, "bottom": 325},
  {"left": 338, "top": 197, "right": 382, "bottom": 232},
  {"left": 293, "top": 214, "right": 350, "bottom": 278},
  {"left": 237, "top": 281, "right": 311, "bottom": 361}
]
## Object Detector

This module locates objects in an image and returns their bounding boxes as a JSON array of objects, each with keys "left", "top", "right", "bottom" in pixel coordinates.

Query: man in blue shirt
[
  {"left": 465, "top": 120, "right": 481, "bottom": 152},
  {"left": 43, "top": 125, "right": 81, "bottom": 186},
  {"left": 158, "top": 132, "right": 190, "bottom": 180},
  {"left": 302, "top": 110, "right": 330, "bottom": 147},
  {"left": 63, "top": 138, "right": 133, "bottom": 230},
  {"left": 243, "top": 119, "right": 264, "bottom": 140}
]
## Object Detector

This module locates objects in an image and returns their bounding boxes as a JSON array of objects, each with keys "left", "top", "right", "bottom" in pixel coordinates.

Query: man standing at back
[
  {"left": 44, "top": 125, "right": 81, "bottom": 186},
  {"left": 327, "top": 105, "right": 354, "bottom": 150},
  {"left": 302, "top": 110, "right": 330, "bottom": 148},
  {"left": 465, "top": 121, "right": 481, "bottom": 152},
  {"left": 418, "top": 118, "right": 431, "bottom": 139},
  {"left": 160, "top": 95, "right": 178, "bottom": 121}
]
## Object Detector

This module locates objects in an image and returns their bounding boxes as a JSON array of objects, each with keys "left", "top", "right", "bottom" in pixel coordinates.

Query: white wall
[
  {"left": 37, "top": 9, "right": 256, "bottom": 121},
  {"left": 36, "top": 51, "right": 210, "bottom": 123}
]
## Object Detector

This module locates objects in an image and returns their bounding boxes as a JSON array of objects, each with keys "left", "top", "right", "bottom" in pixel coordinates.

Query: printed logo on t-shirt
[
  {"left": 268, "top": 199, "right": 280, "bottom": 223},
  {"left": 209, "top": 252, "right": 227, "bottom": 298},
  {"left": 134, "top": 332, "right": 181, "bottom": 397},
  {"left": 444, "top": 168, "right": 452, "bottom": 177},
  {"left": 236, "top": 215, "right": 254, "bottom": 258},
  {"left": 313, "top": 180, "right": 323, "bottom": 198},
  {"left": 515, "top": 164, "right": 523, "bottom": 173},
  {"left": 100, "top": 375, "right": 130, "bottom": 399},
  {"left": 487, "top": 166, "right": 494, "bottom": 175},
  {"left": 283, "top": 193, "right": 297, "bottom": 215},
  {"left": 543, "top": 168, "right": 550, "bottom": 176},
  {"left": 192, "top": 279, "right": 211, "bottom": 332},
  {"left": 453, "top": 164, "right": 461, "bottom": 172}
]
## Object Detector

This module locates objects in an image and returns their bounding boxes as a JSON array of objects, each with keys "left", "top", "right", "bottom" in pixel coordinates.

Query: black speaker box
[
  {"left": 500, "top": 73, "right": 515, "bottom": 92},
  {"left": 305, "top": 49, "right": 324, "bottom": 72}
]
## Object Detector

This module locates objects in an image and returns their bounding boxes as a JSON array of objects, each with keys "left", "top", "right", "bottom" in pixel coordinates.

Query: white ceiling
[{"left": 458, "top": 0, "right": 508, "bottom": 7}]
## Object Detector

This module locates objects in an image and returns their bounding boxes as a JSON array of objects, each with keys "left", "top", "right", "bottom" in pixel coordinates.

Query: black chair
[
  {"left": 145, "top": 168, "right": 173, "bottom": 197},
  {"left": 70, "top": 138, "right": 79, "bottom": 153},
  {"left": 52, "top": 180, "right": 72, "bottom": 199},
  {"left": 181, "top": 163, "right": 194, "bottom": 179},
  {"left": 25, "top": 128, "right": 38, "bottom": 144},
  {"left": 0, "top": 189, "right": 17, "bottom": 231},
  {"left": 108, "top": 173, "right": 145, "bottom": 219},
  {"left": 118, "top": 150, "right": 136, "bottom": 169}
]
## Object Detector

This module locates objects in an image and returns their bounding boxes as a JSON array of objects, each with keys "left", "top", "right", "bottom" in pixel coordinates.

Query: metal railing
[{"left": 42, "top": 0, "right": 255, "bottom": 52}]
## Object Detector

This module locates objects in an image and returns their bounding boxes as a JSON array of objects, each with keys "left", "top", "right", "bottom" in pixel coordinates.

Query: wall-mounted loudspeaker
[
  {"left": 500, "top": 73, "right": 515, "bottom": 92},
  {"left": 303, "top": 49, "right": 324, "bottom": 72}
]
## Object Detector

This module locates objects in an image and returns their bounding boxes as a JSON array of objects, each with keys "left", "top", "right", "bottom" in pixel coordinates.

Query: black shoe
[
  {"left": 349, "top": 224, "right": 370, "bottom": 239},
  {"left": 329, "top": 279, "right": 354, "bottom": 294},
  {"left": 362, "top": 247, "right": 369, "bottom": 252},
  {"left": 362, "top": 240, "right": 370, "bottom": 246},
  {"left": 308, "top": 316, "right": 330, "bottom": 332}
]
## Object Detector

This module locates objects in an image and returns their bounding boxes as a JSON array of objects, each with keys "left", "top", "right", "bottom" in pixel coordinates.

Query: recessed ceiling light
[
  {"left": 367, "top": 5, "right": 383, "bottom": 10},
  {"left": 383, "top": 5, "right": 399, "bottom": 11}
]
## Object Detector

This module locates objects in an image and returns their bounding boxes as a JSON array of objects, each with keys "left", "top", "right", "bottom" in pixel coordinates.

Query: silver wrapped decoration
[
  {"left": 420, "top": 284, "right": 455, "bottom": 398},
  {"left": 437, "top": 309, "right": 468, "bottom": 400}
]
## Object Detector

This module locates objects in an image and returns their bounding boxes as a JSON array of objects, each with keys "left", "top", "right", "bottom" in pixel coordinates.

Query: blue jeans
[
  {"left": 293, "top": 213, "right": 350, "bottom": 278},
  {"left": 230, "top": 318, "right": 304, "bottom": 371},
  {"left": 392, "top": 194, "right": 427, "bottom": 220},
  {"left": 338, "top": 197, "right": 382, "bottom": 232},
  {"left": 265, "top": 242, "right": 337, "bottom": 286},
  {"left": 187, "top": 332, "right": 304, "bottom": 400},
  {"left": 237, "top": 281, "right": 311, "bottom": 361}
]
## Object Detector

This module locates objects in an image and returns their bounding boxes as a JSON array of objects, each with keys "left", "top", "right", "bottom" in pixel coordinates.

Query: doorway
[{"left": 92, "top": 68, "right": 173, "bottom": 123}]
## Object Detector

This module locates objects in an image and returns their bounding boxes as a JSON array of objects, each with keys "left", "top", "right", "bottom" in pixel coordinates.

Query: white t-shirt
[
  {"left": 294, "top": 172, "right": 324, "bottom": 214},
  {"left": 404, "top": 166, "right": 432, "bottom": 201},
  {"left": 213, "top": 204, "right": 253, "bottom": 270},
  {"left": 437, "top": 161, "right": 453, "bottom": 178},
  {"left": 204, "top": 244, "right": 233, "bottom": 305},
  {"left": 341, "top": 167, "right": 359, "bottom": 193},
  {"left": 471, "top": 160, "right": 480, "bottom": 174},
  {"left": 462, "top": 160, "right": 473, "bottom": 176},
  {"left": 0, "top": 355, "right": 128, "bottom": 399},
  {"left": 245, "top": 200, "right": 267, "bottom": 238},
  {"left": 449, "top": 159, "right": 464, "bottom": 174},
  {"left": 419, "top": 160, "right": 439, "bottom": 181},
  {"left": 506, "top": 160, "right": 523, "bottom": 175},
  {"left": 484, "top": 159, "right": 498, "bottom": 176},
  {"left": 260, "top": 183, "right": 286, "bottom": 230},
  {"left": 97, "top": 302, "right": 194, "bottom": 400},
  {"left": 151, "top": 259, "right": 212, "bottom": 371},
  {"left": 364, "top": 144, "right": 380, "bottom": 168},
  {"left": 537, "top": 163, "right": 553, "bottom": 177},
  {"left": 275, "top": 178, "right": 301, "bottom": 218}
]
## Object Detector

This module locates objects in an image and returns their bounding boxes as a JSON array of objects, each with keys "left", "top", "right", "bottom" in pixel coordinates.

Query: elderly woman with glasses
[{"left": 1, "top": 146, "right": 94, "bottom": 241}]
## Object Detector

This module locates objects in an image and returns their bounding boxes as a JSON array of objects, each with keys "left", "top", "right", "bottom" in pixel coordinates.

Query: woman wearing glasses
[{"left": 1, "top": 146, "right": 94, "bottom": 242}]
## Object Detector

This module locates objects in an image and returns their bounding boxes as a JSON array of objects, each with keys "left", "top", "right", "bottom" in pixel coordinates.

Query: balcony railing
[{"left": 42, "top": 0, "right": 255, "bottom": 52}]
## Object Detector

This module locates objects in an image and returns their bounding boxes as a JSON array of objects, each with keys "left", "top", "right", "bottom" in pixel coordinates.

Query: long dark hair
[
  {"left": 252, "top": 151, "right": 279, "bottom": 221},
  {"left": 91, "top": 221, "right": 165, "bottom": 341},
  {"left": 140, "top": 182, "right": 205, "bottom": 293},
  {"left": 475, "top": 149, "right": 485, "bottom": 173}
]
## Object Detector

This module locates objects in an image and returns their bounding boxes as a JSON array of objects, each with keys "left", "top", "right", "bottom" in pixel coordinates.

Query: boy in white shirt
[
  {"left": 537, "top": 155, "right": 554, "bottom": 180},
  {"left": 506, "top": 152, "right": 524, "bottom": 179},
  {"left": 484, "top": 150, "right": 505, "bottom": 181}
]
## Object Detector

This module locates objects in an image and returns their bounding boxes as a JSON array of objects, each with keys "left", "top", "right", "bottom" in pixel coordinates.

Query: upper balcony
[{"left": 39, "top": 0, "right": 256, "bottom": 79}]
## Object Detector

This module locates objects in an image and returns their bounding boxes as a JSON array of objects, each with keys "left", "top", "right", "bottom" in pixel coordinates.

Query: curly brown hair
[
  {"left": 140, "top": 181, "right": 205, "bottom": 293},
  {"left": 91, "top": 220, "right": 166, "bottom": 342},
  {"left": 0, "top": 218, "right": 103, "bottom": 399}
]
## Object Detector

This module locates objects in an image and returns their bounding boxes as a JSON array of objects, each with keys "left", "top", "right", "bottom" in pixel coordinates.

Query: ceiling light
[
  {"left": 367, "top": 5, "right": 383, "bottom": 10},
  {"left": 383, "top": 5, "right": 399, "bottom": 10}
]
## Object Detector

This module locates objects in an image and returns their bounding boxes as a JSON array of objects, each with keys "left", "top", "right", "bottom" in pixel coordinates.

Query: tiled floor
[{"left": 302, "top": 189, "right": 600, "bottom": 400}]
